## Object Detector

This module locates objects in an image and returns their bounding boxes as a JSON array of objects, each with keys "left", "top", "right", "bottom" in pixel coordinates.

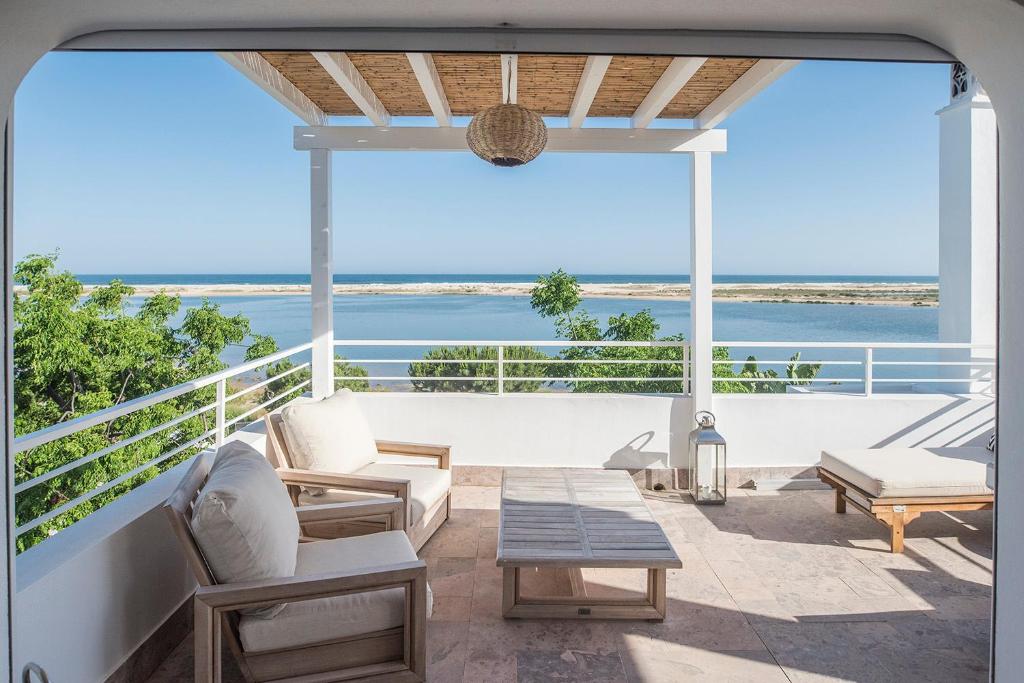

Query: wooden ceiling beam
[
  {"left": 501, "top": 54, "right": 518, "bottom": 104},
  {"left": 568, "top": 56, "right": 612, "bottom": 128},
  {"left": 311, "top": 51, "right": 391, "bottom": 126},
  {"left": 405, "top": 53, "right": 452, "bottom": 126},
  {"left": 218, "top": 52, "right": 327, "bottom": 126},
  {"left": 630, "top": 57, "right": 707, "bottom": 128},
  {"left": 695, "top": 59, "right": 799, "bottom": 128}
]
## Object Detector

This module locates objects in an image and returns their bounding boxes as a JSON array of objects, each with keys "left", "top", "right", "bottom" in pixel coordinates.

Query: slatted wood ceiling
[{"left": 257, "top": 51, "right": 757, "bottom": 120}]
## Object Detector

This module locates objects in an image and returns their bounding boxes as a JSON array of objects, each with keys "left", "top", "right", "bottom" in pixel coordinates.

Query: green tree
[
  {"left": 409, "top": 345, "right": 549, "bottom": 392},
  {"left": 529, "top": 270, "right": 821, "bottom": 394},
  {"left": 14, "top": 254, "right": 268, "bottom": 551}
]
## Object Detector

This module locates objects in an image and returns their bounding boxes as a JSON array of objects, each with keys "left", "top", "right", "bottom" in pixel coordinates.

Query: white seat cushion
[
  {"left": 191, "top": 440, "right": 300, "bottom": 617},
  {"left": 299, "top": 463, "right": 451, "bottom": 526},
  {"left": 280, "top": 389, "right": 378, "bottom": 476},
  {"left": 820, "top": 447, "right": 994, "bottom": 498},
  {"left": 238, "top": 531, "right": 432, "bottom": 652}
]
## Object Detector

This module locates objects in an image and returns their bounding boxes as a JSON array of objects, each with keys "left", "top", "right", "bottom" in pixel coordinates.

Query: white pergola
[{"left": 221, "top": 50, "right": 799, "bottom": 418}]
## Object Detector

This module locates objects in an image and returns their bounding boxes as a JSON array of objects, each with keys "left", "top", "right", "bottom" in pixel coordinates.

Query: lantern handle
[{"left": 695, "top": 410, "right": 715, "bottom": 427}]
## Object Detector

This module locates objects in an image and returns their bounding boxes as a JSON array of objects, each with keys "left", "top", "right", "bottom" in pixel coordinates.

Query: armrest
[
  {"left": 277, "top": 467, "right": 412, "bottom": 531},
  {"left": 195, "top": 560, "right": 426, "bottom": 612},
  {"left": 375, "top": 440, "right": 451, "bottom": 470},
  {"left": 276, "top": 467, "right": 411, "bottom": 495},
  {"left": 295, "top": 498, "right": 404, "bottom": 531}
]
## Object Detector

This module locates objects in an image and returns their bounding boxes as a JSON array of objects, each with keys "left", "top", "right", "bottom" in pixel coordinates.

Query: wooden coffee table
[{"left": 497, "top": 468, "right": 682, "bottom": 620}]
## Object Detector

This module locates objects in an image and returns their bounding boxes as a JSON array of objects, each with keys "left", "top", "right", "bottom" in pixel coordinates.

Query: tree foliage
[
  {"left": 14, "top": 254, "right": 264, "bottom": 551},
  {"left": 527, "top": 270, "right": 822, "bottom": 394},
  {"left": 409, "top": 345, "right": 549, "bottom": 392}
]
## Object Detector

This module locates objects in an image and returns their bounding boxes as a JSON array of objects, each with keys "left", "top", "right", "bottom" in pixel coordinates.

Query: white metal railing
[
  {"left": 13, "top": 337, "right": 995, "bottom": 541},
  {"left": 713, "top": 341, "right": 996, "bottom": 396},
  {"left": 334, "top": 339, "right": 691, "bottom": 396},
  {"left": 13, "top": 342, "right": 313, "bottom": 538}
]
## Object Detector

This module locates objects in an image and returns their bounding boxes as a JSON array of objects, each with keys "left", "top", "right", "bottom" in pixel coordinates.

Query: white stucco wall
[
  {"left": 12, "top": 428, "right": 266, "bottom": 683},
  {"left": 354, "top": 392, "right": 994, "bottom": 470}
]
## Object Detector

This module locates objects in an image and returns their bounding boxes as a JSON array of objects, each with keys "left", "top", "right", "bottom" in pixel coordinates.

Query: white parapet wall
[
  {"left": 353, "top": 391, "right": 995, "bottom": 471},
  {"left": 13, "top": 427, "right": 268, "bottom": 683}
]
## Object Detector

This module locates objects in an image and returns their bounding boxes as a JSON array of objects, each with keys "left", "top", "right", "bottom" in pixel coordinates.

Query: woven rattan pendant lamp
[{"left": 466, "top": 65, "right": 548, "bottom": 166}]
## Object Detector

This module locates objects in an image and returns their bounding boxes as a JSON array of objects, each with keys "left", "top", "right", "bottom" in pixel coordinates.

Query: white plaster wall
[
  {"left": 357, "top": 392, "right": 693, "bottom": 470},
  {"left": 354, "top": 392, "right": 994, "bottom": 471},
  {"left": 12, "top": 428, "right": 266, "bottom": 683},
  {"left": 712, "top": 393, "right": 994, "bottom": 468}
]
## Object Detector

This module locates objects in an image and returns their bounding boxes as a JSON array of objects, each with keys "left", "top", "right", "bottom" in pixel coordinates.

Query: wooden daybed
[{"left": 817, "top": 447, "right": 994, "bottom": 553}]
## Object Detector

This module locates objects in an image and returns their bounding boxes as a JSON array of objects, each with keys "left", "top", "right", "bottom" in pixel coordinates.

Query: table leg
[{"left": 502, "top": 567, "right": 519, "bottom": 617}]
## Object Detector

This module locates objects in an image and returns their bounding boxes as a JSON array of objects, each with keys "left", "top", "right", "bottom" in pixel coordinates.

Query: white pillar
[
  {"left": 310, "top": 148, "right": 334, "bottom": 399},
  {"left": 937, "top": 65, "right": 997, "bottom": 393},
  {"left": 690, "top": 152, "right": 713, "bottom": 415}
]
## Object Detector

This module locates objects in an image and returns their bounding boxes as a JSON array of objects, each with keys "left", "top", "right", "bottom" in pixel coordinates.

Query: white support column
[
  {"left": 690, "top": 152, "right": 714, "bottom": 417},
  {"left": 310, "top": 148, "right": 334, "bottom": 399},
  {"left": 937, "top": 65, "right": 997, "bottom": 393}
]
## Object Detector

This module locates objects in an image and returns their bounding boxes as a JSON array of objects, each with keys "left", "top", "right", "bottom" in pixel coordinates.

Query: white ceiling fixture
[
  {"left": 311, "top": 51, "right": 391, "bottom": 126},
  {"left": 695, "top": 59, "right": 799, "bottom": 129},
  {"left": 631, "top": 57, "right": 707, "bottom": 128},
  {"left": 568, "top": 55, "right": 613, "bottom": 128},
  {"left": 405, "top": 52, "right": 452, "bottom": 126}
]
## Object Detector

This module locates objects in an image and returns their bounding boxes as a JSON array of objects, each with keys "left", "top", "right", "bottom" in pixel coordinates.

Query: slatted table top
[{"left": 497, "top": 469, "right": 682, "bottom": 569}]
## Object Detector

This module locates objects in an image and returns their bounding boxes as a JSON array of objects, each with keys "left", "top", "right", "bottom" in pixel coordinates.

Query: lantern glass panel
[{"left": 688, "top": 412, "right": 727, "bottom": 505}]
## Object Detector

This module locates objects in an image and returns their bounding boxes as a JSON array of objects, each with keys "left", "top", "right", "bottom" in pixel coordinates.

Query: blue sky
[{"left": 13, "top": 52, "right": 947, "bottom": 275}]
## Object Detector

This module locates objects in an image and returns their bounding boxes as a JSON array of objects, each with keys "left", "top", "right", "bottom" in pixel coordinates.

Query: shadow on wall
[
  {"left": 603, "top": 431, "right": 666, "bottom": 470},
  {"left": 870, "top": 397, "right": 995, "bottom": 449},
  {"left": 601, "top": 396, "right": 693, "bottom": 471}
]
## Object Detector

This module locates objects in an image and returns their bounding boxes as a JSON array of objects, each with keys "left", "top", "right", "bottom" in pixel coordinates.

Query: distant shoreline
[{"left": 24, "top": 282, "right": 939, "bottom": 307}]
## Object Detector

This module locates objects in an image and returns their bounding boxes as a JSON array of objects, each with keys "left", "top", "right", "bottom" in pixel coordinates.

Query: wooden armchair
[
  {"left": 265, "top": 410, "right": 452, "bottom": 551},
  {"left": 165, "top": 452, "right": 429, "bottom": 682}
]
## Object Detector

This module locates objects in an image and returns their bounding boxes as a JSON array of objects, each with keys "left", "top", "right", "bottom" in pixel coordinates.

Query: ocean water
[
  {"left": 160, "top": 294, "right": 939, "bottom": 386},
  {"left": 83, "top": 273, "right": 938, "bottom": 286}
]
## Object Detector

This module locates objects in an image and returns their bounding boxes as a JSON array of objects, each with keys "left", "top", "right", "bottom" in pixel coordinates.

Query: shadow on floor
[{"left": 147, "top": 486, "right": 991, "bottom": 682}]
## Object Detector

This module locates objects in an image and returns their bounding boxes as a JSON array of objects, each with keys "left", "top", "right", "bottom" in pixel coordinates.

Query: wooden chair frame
[
  {"left": 265, "top": 411, "right": 452, "bottom": 552},
  {"left": 164, "top": 454, "right": 428, "bottom": 682},
  {"left": 817, "top": 466, "right": 994, "bottom": 553}
]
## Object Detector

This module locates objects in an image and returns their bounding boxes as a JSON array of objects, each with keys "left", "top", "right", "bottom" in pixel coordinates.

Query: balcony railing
[
  {"left": 714, "top": 341, "right": 995, "bottom": 396},
  {"left": 13, "top": 342, "right": 313, "bottom": 544},
  {"left": 333, "top": 339, "right": 692, "bottom": 396},
  {"left": 12, "top": 338, "right": 994, "bottom": 549}
]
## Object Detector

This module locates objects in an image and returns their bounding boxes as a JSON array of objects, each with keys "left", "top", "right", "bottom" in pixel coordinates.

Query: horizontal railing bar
[
  {"left": 871, "top": 378, "right": 996, "bottom": 383},
  {"left": 362, "top": 375, "right": 688, "bottom": 383},
  {"left": 338, "top": 358, "right": 495, "bottom": 365},
  {"left": 715, "top": 341, "right": 994, "bottom": 349},
  {"left": 226, "top": 362, "right": 311, "bottom": 401},
  {"left": 16, "top": 428, "right": 218, "bottom": 537},
  {"left": 871, "top": 361, "right": 996, "bottom": 367},
  {"left": 714, "top": 378, "right": 851, "bottom": 383},
  {"left": 14, "top": 401, "right": 217, "bottom": 494},
  {"left": 14, "top": 342, "right": 313, "bottom": 454},
  {"left": 712, "top": 360, "right": 863, "bottom": 366},
  {"left": 334, "top": 339, "right": 688, "bottom": 348},
  {"left": 225, "top": 380, "right": 311, "bottom": 428},
  {"left": 340, "top": 358, "right": 686, "bottom": 365},
  {"left": 503, "top": 377, "right": 683, "bottom": 382}
]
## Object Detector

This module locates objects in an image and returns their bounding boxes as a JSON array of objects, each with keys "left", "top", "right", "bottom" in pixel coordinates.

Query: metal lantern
[
  {"left": 466, "top": 103, "right": 548, "bottom": 167},
  {"left": 688, "top": 411, "right": 727, "bottom": 504}
]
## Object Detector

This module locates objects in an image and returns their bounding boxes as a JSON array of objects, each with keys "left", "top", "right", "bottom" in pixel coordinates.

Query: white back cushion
[
  {"left": 191, "top": 440, "right": 300, "bottom": 617},
  {"left": 279, "top": 389, "right": 378, "bottom": 475}
]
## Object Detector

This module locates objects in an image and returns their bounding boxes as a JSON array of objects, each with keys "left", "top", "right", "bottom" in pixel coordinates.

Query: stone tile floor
[{"left": 148, "top": 484, "right": 992, "bottom": 682}]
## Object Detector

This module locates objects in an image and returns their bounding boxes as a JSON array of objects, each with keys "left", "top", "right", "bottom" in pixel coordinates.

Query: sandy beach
[{"left": 36, "top": 281, "right": 938, "bottom": 306}]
